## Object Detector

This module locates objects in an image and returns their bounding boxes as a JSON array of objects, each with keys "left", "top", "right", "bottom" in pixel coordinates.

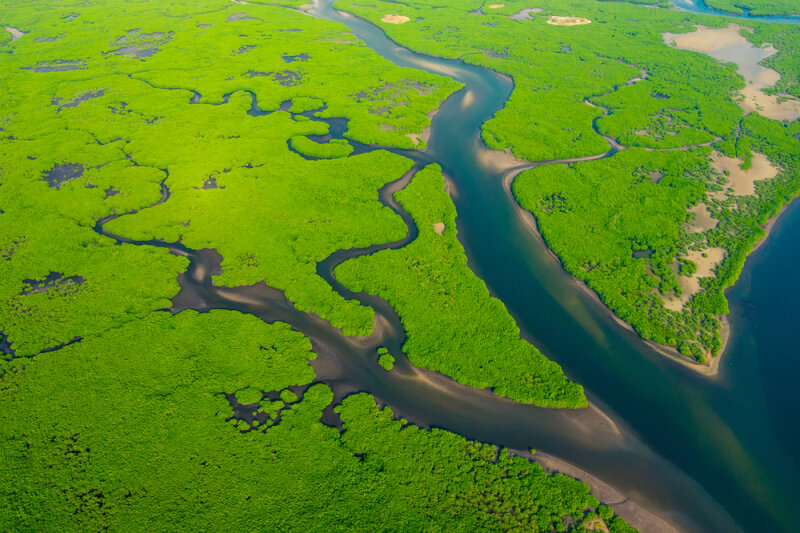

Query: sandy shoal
[
  {"left": 547, "top": 16, "right": 591, "bottom": 26},
  {"left": 382, "top": 14, "right": 410, "bottom": 24}
]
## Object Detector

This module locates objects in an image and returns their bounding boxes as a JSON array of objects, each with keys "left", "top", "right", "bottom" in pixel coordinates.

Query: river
[{"left": 302, "top": 1, "right": 800, "bottom": 532}]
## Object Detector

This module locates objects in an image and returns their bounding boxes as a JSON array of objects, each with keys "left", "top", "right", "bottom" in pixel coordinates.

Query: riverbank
[
  {"left": 502, "top": 168, "right": 729, "bottom": 377},
  {"left": 513, "top": 449, "right": 681, "bottom": 533}
]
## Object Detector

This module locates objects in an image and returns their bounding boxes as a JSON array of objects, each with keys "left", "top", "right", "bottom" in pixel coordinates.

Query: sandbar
[
  {"left": 381, "top": 14, "right": 410, "bottom": 24},
  {"left": 547, "top": 16, "right": 592, "bottom": 26},
  {"left": 4, "top": 26, "right": 25, "bottom": 42}
]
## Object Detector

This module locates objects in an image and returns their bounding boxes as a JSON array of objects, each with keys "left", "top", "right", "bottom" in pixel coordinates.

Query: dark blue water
[{"left": 312, "top": 1, "right": 800, "bottom": 531}]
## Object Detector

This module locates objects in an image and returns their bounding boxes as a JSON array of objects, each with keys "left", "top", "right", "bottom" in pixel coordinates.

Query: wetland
[{"left": 2, "top": 0, "right": 800, "bottom": 531}]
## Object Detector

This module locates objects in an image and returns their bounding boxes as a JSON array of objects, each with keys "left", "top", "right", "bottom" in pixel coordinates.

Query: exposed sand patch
[
  {"left": 299, "top": 3, "right": 312, "bottom": 10},
  {"left": 404, "top": 109, "right": 436, "bottom": 148},
  {"left": 709, "top": 150, "right": 778, "bottom": 198},
  {"left": 661, "top": 247, "right": 726, "bottom": 312},
  {"left": 405, "top": 129, "right": 429, "bottom": 147},
  {"left": 547, "top": 16, "right": 592, "bottom": 26},
  {"left": 487, "top": 4, "right": 505, "bottom": 8},
  {"left": 4, "top": 26, "right": 25, "bottom": 42},
  {"left": 432, "top": 222, "right": 445, "bottom": 235},
  {"left": 663, "top": 25, "right": 800, "bottom": 121},
  {"left": 381, "top": 14, "right": 410, "bottom": 24},
  {"left": 478, "top": 144, "right": 528, "bottom": 171},
  {"left": 687, "top": 203, "right": 718, "bottom": 233}
]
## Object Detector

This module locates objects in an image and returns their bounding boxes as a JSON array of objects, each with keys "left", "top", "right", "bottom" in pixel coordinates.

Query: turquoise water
[{"left": 671, "top": 0, "right": 800, "bottom": 23}]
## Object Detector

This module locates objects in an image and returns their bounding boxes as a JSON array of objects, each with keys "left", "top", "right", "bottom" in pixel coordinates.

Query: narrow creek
[{"left": 95, "top": 1, "right": 800, "bottom": 531}]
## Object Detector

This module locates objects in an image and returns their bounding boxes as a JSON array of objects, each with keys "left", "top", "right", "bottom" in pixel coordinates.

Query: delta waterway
[
  {"left": 96, "top": 0, "right": 800, "bottom": 530},
  {"left": 304, "top": 1, "right": 800, "bottom": 532}
]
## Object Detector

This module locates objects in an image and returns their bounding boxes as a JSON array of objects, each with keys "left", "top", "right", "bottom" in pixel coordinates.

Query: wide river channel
[{"left": 297, "top": 1, "right": 800, "bottom": 531}]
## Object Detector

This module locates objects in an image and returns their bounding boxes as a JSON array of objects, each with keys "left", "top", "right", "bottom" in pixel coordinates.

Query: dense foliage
[
  {"left": 340, "top": 0, "right": 800, "bottom": 360},
  {"left": 0, "top": 311, "right": 628, "bottom": 531},
  {"left": 338, "top": 165, "right": 585, "bottom": 406},
  {"left": 0, "top": 1, "right": 621, "bottom": 531},
  {"left": 704, "top": 0, "right": 800, "bottom": 16}
]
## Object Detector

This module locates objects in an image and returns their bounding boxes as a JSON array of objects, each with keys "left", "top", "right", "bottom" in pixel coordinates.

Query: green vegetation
[
  {"left": 0, "top": 310, "right": 629, "bottom": 530},
  {"left": 377, "top": 346, "right": 395, "bottom": 370},
  {"left": 0, "top": 0, "right": 621, "bottom": 530},
  {"left": 339, "top": 0, "right": 800, "bottom": 360},
  {"left": 338, "top": 165, "right": 585, "bottom": 406},
  {"left": 747, "top": 22, "right": 800, "bottom": 99},
  {"left": 290, "top": 135, "right": 355, "bottom": 158},
  {"left": 0, "top": 0, "right": 460, "bottom": 337},
  {"left": 704, "top": 0, "right": 800, "bottom": 16}
]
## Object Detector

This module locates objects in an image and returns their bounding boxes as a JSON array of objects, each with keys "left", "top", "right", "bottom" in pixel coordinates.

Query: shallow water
[
  {"left": 670, "top": 0, "right": 800, "bottom": 23},
  {"left": 305, "top": 1, "right": 800, "bottom": 531}
]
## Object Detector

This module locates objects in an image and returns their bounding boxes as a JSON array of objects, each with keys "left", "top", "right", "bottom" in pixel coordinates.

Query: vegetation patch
[{"left": 337, "top": 165, "right": 585, "bottom": 406}]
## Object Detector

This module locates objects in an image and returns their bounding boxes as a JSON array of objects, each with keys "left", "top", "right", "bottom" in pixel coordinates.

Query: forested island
[{"left": 2, "top": 0, "right": 799, "bottom": 531}]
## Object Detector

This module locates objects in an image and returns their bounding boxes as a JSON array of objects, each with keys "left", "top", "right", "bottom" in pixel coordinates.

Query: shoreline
[
  {"left": 511, "top": 449, "right": 682, "bottom": 533},
  {"left": 504, "top": 154, "right": 800, "bottom": 376},
  {"left": 501, "top": 168, "right": 734, "bottom": 377}
]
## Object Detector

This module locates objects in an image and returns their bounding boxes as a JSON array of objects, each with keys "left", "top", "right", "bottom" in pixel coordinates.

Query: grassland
[
  {"left": 340, "top": 0, "right": 800, "bottom": 362},
  {"left": 0, "top": 0, "right": 624, "bottom": 529}
]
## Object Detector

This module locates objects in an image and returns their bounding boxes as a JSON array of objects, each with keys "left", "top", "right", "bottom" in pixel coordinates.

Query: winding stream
[{"left": 96, "top": 1, "right": 800, "bottom": 531}]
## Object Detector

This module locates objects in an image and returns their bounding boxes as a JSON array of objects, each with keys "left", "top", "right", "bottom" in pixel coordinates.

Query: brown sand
[
  {"left": 4, "top": 26, "right": 24, "bottom": 42},
  {"left": 487, "top": 4, "right": 505, "bottom": 8},
  {"left": 687, "top": 203, "right": 718, "bottom": 233},
  {"left": 547, "top": 16, "right": 592, "bottom": 26},
  {"left": 661, "top": 247, "right": 726, "bottom": 312},
  {"left": 664, "top": 25, "right": 800, "bottom": 121},
  {"left": 405, "top": 109, "right": 437, "bottom": 148},
  {"left": 405, "top": 126, "right": 430, "bottom": 147},
  {"left": 709, "top": 150, "right": 779, "bottom": 198},
  {"left": 381, "top": 14, "right": 410, "bottom": 24},
  {"left": 432, "top": 222, "right": 445, "bottom": 235}
]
